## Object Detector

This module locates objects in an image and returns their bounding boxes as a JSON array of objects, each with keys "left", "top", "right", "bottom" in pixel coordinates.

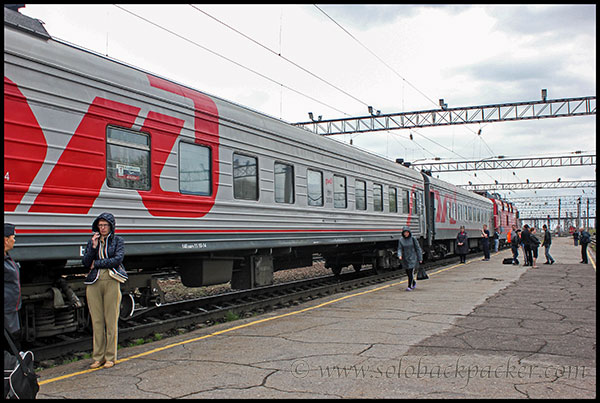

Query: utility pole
[
  {"left": 586, "top": 198, "right": 590, "bottom": 230},
  {"left": 577, "top": 197, "right": 582, "bottom": 229},
  {"left": 557, "top": 198, "right": 561, "bottom": 234}
]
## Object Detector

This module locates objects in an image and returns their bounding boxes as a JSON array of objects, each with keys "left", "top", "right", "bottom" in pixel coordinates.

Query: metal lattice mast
[{"left": 293, "top": 96, "right": 596, "bottom": 135}]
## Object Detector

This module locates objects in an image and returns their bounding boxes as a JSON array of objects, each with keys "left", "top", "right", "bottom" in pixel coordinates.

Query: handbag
[
  {"left": 108, "top": 264, "right": 128, "bottom": 284},
  {"left": 413, "top": 238, "right": 429, "bottom": 280},
  {"left": 4, "top": 327, "right": 39, "bottom": 399}
]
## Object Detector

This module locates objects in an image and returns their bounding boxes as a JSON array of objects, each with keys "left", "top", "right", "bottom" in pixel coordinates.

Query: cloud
[
  {"left": 316, "top": 4, "right": 470, "bottom": 31},
  {"left": 487, "top": 5, "right": 596, "bottom": 37}
]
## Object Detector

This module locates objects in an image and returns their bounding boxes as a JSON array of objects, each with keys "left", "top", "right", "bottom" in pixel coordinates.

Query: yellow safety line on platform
[
  {"left": 39, "top": 256, "right": 483, "bottom": 386},
  {"left": 588, "top": 248, "right": 596, "bottom": 271}
]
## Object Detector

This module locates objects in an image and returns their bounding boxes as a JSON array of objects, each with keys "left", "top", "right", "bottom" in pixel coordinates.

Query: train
[{"left": 4, "top": 6, "right": 518, "bottom": 342}]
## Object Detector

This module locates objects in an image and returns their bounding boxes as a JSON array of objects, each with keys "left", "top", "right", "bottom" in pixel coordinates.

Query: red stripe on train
[{"left": 17, "top": 228, "right": 408, "bottom": 234}]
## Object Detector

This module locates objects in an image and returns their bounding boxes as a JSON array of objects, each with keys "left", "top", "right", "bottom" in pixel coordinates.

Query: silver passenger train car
[{"left": 4, "top": 7, "right": 492, "bottom": 340}]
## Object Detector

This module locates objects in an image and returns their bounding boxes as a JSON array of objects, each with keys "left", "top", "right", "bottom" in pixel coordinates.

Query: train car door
[{"left": 421, "top": 173, "right": 435, "bottom": 259}]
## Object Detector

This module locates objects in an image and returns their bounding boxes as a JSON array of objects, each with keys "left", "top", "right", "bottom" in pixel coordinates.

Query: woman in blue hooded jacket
[
  {"left": 397, "top": 226, "right": 423, "bottom": 291},
  {"left": 82, "top": 212, "right": 127, "bottom": 369}
]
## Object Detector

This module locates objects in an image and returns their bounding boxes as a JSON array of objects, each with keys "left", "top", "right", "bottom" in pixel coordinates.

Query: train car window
[
  {"left": 373, "top": 184, "right": 383, "bottom": 212},
  {"left": 274, "top": 162, "right": 294, "bottom": 204},
  {"left": 389, "top": 187, "right": 398, "bottom": 213},
  {"left": 468, "top": 206, "right": 472, "bottom": 221},
  {"left": 334, "top": 175, "right": 347, "bottom": 208},
  {"left": 411, "top": 191, "right": 417, "bottom": 214},
  {"left": 179, "top": 142, "right": 211, "bottom": 195},
  {"left": 106, "top": 126, "right": 150, "bottom": 191},
  {"left": 402, "top": 190, "right": 410, "bottom": 214},
  {"left": 233, "top": 153, "right": 258, "bottom": 200},
  {"left": 307, "top": 169, "right": 324, "bottom": 206},
  {"left": 355, "top": 180, "right": 367, "bottom": 210}
]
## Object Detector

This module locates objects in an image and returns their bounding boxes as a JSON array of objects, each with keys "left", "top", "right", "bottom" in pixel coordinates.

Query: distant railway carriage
[
  {"left": 477, "top": 192, "right": 520, "bottom": 246},
  {"left": 4, "top": 6, "right": 516, "bottom": 342},
  {"left": 422, "top": 174, "right": 494, "bottom": 259}
]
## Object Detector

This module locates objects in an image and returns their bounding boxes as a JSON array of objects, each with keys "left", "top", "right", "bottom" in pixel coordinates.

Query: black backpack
[{"left": 4, "top": 327, "right": 39, "bottom": 399}]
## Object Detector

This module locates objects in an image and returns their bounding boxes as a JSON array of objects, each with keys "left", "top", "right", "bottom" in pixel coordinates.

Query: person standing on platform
[
  {"left": 456, "top": 226, "right": 469, "bottom": 264},
  {"left": 481, "top": 224, "right": 491, "bottom": 261},
  {"left": 493, "top": 229, "right": 500, "bottom": 253},
  {"left": 4, "top": 223, "right": 22, "bottom": 350},
  {"left": 521, "top": 224, "right": 533, "bottom": 266},
  {"left": 509, "top": 224, "right": 520, "bottom": 265},
  {"left": 397, "top": 226, "right": 423, "bottom": 291},
  {"left": 83, "top": 212, "right": 127, "bottom": 369},
  {"left": 578, "top": 227, "right": 591, "bottom": 264},
  {"left": 541, "top": 224, "right": 555, "bottom": 265},
  {"left": 529, "top": 227, "right": 541, "bottom": 268}
]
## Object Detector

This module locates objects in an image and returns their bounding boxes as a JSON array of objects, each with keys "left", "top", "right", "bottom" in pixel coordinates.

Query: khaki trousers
[{"left": 86, "top": 269, "right": 121, "bottom": 362}]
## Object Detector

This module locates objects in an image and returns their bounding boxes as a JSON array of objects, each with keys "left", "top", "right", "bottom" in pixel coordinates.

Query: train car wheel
[{"left": 119, "top": 293, "right": 135, "bottom": 320}]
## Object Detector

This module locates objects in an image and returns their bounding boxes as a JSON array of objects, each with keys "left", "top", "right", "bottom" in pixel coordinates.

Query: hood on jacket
[
  {"left": 92, "top": 212, "right": 116, "bottom": 234},
  {"left": 402, "top": 226, "right": 412, "bottom": 238}
]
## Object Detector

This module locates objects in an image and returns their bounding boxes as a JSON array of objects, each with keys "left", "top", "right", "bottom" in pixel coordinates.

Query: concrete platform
[{"left": 36, "top": 237, "right": 596, "bottom": 399}]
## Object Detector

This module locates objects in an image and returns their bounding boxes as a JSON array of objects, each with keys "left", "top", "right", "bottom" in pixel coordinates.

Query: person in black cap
[{"left": 4, "top": 223, "right": 22, "bottom": 349}]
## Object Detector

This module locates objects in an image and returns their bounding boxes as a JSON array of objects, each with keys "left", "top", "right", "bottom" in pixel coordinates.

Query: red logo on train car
[
  {"left": 4, "top": 74, "right": 220, "bottom": 218},
  {"left": 433, "top": 190, "right": 457, "bottom": 224}
]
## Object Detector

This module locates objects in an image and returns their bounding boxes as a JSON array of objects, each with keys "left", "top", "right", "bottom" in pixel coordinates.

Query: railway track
[{"left": 28, "top": 253, "right": 476, "bottom": 364}]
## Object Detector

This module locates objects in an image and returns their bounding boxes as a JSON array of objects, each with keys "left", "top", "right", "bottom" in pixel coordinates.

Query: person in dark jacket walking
[
  {"left": 541, "top": 224, "right": 555, "bottom": 264},
  {"left": 4, "top": 223, "right": 22, "bottom": 349},
  {"left": 397, "top": 226, "right": 423, "bottom": 291},
  {"left": 82, "top": 212, "right": 127, "bottom": 369},
  {"left": 578, "top": 227, "right": 591, "bottom": 264},
  {"left": 521, "top": 225, "right": 533, "bottom": 266},
  {"left": 456, "top": 226, "right": 469, "bottom": 264},
  {"left": 481, "top": 224, "right": 491, "bottom": 261}
]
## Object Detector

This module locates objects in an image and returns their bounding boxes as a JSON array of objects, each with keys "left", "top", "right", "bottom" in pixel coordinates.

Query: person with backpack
[
  {"left": 4, "top": 223, "right": 39, "bottom": 399},
  {"left": 578, "top": 227, "right": 591, "bottom": 264},
  {"left": 397, "top": 226, "right": 423, "bottom": 291},
  {"left": 541, "top": 224, "right": 555, "bottom": 265}
]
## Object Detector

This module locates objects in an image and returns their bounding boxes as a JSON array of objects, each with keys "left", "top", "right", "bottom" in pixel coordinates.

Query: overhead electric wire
[
  {"left": 113, "top": 4, "right": 351, "bottom": 117},
  {"left": 313, "top": 4, "right": 440, "bottom": 110},
  {"left": 189, "top": 4, "right": 372, "bottom": 110},
  {"left": 313, "top": 4, "right": 502, "bottom": 173}
]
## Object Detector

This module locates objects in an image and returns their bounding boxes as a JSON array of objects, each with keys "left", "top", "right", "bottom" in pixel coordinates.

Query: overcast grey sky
[{"left": 19, "top": 4, "right": 596, "bottom": 207}]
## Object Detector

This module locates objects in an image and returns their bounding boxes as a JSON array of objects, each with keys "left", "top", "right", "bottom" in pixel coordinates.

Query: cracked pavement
[{"left": 37, "top": 237, "right": 595, "bottom": 398}]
